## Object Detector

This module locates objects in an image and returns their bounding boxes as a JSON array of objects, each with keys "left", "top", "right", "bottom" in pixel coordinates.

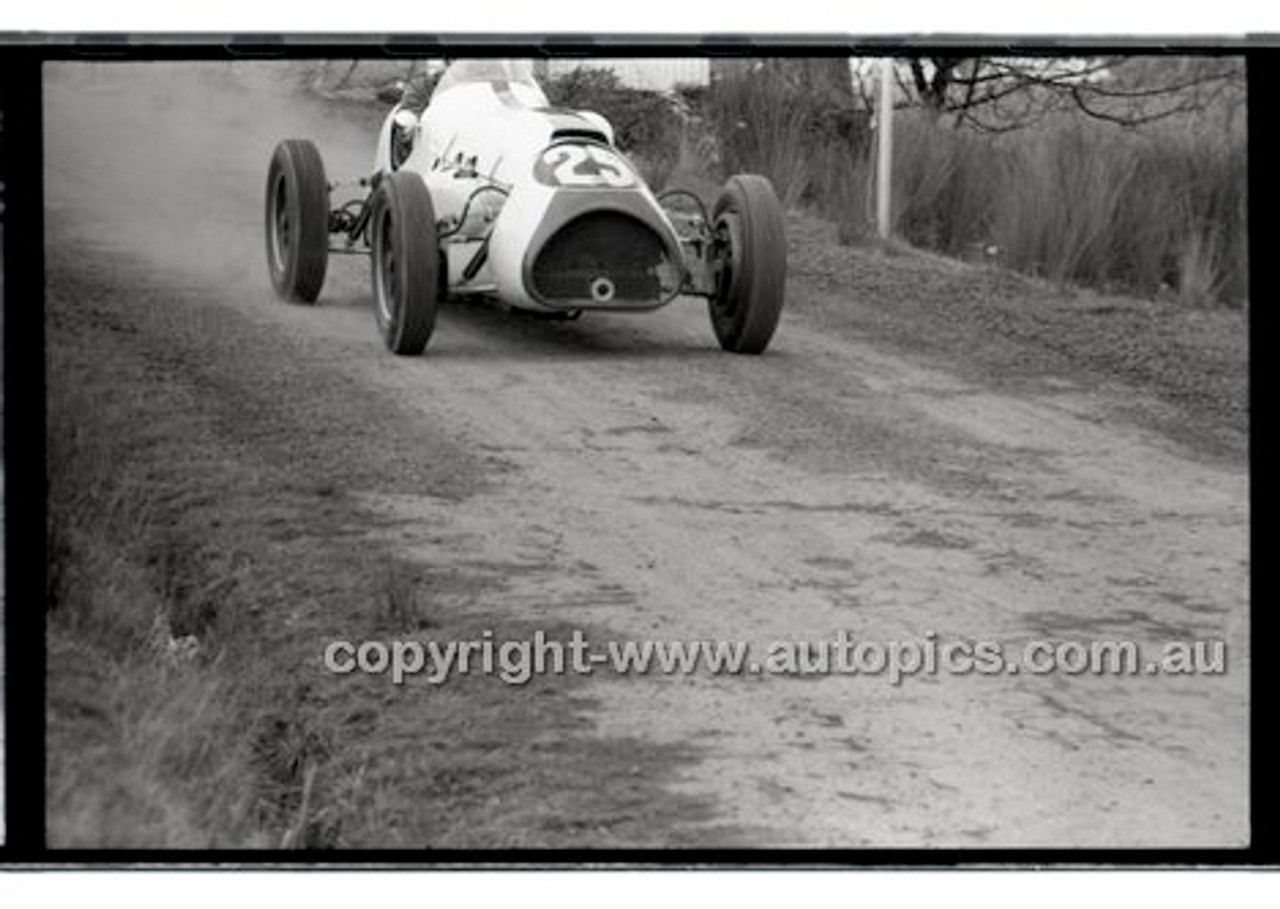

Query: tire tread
[
  {"left": 709, "top": 174, "right": 787, "bottom": 354},
  {"left": 265, "top": 138, "right": 329, "bottom": 303},
  {"left": 372, "top": 172, "right": 439, "bottom": 355}
]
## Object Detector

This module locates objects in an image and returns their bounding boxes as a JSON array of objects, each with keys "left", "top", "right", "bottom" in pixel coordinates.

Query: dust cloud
[{"left": 44, "top": 62, "right": 377, "bottom": 286}]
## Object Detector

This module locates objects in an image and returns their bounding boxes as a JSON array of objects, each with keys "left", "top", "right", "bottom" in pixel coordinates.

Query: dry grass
[
  {"left": 993, "top": 121, "right": 1143, "bottom": 289},
  {"left": 889, "top": 111, "right": 1002, "bottom": 255},
  {"left": 703, "top": 65, "right": 820, "bottom": 211},
  {"left": 898, "top": 114, "right": 1247, "bottom": 308},
  {"left": 694, "top": 66, "right": 1247, "bottom": 308},
  {"left": 46, "top": 349, "right": 302, "bottom": 847}
]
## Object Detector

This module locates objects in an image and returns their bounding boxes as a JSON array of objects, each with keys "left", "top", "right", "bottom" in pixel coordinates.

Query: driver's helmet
[{"left": 431, "top": 59, "right": 547, "bottom": 105}]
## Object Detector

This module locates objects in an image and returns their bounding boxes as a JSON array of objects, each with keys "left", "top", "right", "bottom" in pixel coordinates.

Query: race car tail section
[
  {"left": 487, "top": 139, "right": 686, "bottom": 311},
  {"left": 524, "top": 195, "right": 684, "bottom": 309}
]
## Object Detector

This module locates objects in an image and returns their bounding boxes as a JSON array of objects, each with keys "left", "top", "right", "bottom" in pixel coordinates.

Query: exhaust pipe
[{"left": 589, "top": 276, "right": 616, "bottom": 304}]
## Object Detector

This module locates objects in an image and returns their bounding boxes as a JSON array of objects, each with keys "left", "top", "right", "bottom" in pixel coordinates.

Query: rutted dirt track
[{"left": 44, "top": 63, "right": 1248, "bottom": 847}]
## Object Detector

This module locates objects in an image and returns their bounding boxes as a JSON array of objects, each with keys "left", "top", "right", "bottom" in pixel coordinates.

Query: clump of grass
[
  {"left": 379, "top": 554, "right": 437, "bottom": 633},
  {"left": 990, "top": 116, "right": 1246, "bottom": 306},
  {"left": 47, "top": 386, "right": 247, "bottom": 846},
  {"left": 891, "top": 110, "right": 1004, "bottom": 256},
  {"left": 703, "top": 63, "right": 814, "bottom": 209},
  {"left": 700, "top": 61, "right": 872, "bottom": 215},
  {"left": 1176, "top": 228, "right": 1228, "bottom": 309},
  {"left": 250, "top": 704, "right": 337, "bottom": 848},
  {"left": 809, "top": 137, "right": 876, "bottom": 245},
  {"left": 992, "top": 120, "right": 1144, "bottom": 290}
]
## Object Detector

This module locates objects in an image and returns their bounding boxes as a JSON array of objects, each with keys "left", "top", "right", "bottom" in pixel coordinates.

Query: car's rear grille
[{"left": 531, "top": 212, "right": 679, "bottom": 304}]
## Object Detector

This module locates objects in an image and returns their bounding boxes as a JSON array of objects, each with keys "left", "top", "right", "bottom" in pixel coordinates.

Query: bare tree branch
[{"left": 885, "top": 54, "right": 1244, "bottom": 131}]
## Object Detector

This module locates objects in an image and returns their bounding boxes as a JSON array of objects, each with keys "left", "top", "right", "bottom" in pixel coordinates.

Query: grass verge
[
  {"left": 784, "top": 213, "right": 1248, "bottom": 461},
  {"left": 45, "top": 240, "right": 713, "bottom": 848}
]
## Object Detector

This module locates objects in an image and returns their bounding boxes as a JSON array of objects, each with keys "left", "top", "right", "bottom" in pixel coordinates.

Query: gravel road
[{"left": 44, "top": 62, "right": 1248, "bottom": 848}]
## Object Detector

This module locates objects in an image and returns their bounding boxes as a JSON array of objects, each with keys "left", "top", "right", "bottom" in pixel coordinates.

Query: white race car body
[
  {"left": 373, "top": 64, "right": 686, "bottom": 312},
  {"left": 265, "top": 59, "right": 785, "bottom": 356}
]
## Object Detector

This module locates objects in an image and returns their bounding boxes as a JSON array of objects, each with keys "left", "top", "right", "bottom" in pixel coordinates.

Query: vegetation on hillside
[{"left": 697, "top": 57, "right": 1248, "bottom": 308}]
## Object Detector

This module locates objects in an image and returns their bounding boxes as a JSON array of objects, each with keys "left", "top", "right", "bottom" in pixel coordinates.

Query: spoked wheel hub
[{"left": 710, "top": 212, "right": 744, "bottom": 319}]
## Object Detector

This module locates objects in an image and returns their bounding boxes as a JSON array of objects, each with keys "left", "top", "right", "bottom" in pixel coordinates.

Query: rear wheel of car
[
  {"left": 708, "top": 174, "right": 787, "bottom": 354},
  {"left": 370, "top": 171, "right": 440, "bottom": 355},
  {"left": 265, "top": 139, "right": 329, "bottom": 303}
]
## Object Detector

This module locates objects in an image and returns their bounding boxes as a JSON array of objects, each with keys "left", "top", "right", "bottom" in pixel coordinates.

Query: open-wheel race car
[{"left": 265, "top": 59, "right": 786, "bottom": 355}]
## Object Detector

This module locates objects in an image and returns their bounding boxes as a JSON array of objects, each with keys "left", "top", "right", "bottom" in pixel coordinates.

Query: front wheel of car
[
  {"left": 370, "top": 171, "right": 440, "bottom": 355},
  {"left": 265, "top": 139, "right": 329, "bottom": 303},
  {"left": 708, "top": 174, "right": 787, "bottom": 354}
]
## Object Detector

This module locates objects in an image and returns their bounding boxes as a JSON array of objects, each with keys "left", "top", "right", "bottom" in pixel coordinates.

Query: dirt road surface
[{"left": 44, "top": 63, "right": 1248, "bottom": 847}]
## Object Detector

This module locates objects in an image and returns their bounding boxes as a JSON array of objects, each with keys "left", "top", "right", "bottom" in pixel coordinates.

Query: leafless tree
[{"left": 876, "top": 55, "right": 1244, "bottom": 132}]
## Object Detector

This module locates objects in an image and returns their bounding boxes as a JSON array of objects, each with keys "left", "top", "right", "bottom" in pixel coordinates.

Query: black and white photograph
[{"left": 29, "top": 40, "right": 1250, "bottom": 855}]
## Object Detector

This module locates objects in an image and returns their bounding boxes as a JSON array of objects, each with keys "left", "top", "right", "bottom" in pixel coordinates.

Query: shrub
[
  {"left": 992, "top": 121, "right": 1143, "bottom": 288},
  {"left": 875, "top": 108, "right": 1247, "bottom": 307},
  {"left": 701, "top": 61, "right": 870, "bottom": 214},
  {"left": 988, "top": 117, "right": 1247, "bottom": 306},
  {"left": 703, "top": 63, "right": 813, "bottom": 209},
  {"left": 891, "top": 111, "right": 1003, "bottom": 255},
  {"left": 809, "top": 138, "right": 876, "bottom": 245}
]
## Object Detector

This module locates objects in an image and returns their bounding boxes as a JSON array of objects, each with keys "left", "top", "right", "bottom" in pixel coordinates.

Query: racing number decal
[
  {"left": 535, "top": 144, "right": 635, "bottom": 188},
  {"left": 551, "top": 146, "right": 631, "bottom": 187}
]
